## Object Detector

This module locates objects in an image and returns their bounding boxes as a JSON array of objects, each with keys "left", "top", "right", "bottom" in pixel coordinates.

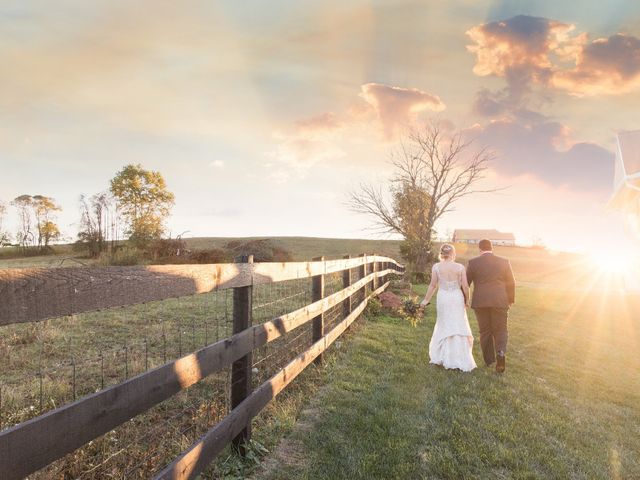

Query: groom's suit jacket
[{"left": 466, "top": 253, "right": 515, "bottom": 309}]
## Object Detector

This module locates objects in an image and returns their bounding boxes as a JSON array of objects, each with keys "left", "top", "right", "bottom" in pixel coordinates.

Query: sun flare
[{"left": 588, "top": 247, "right": 637, "bottom": 275}]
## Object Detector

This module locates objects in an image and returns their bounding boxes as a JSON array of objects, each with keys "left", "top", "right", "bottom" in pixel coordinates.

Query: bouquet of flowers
[{"left": 401, "top": 296, "right": 424, "bottom": 327}]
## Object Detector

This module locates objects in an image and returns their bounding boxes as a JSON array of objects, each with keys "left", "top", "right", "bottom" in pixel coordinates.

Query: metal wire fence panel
[
  {"left": 250, "top": 278, "right": 314, "bottom": 390},
  {"left": 251, "top": 278, "right": 312, "bottom": 324},
  {"left": 29, "top": 366, "right": 232, "bottom": 480},
  {"left": 0, "top": 257, "right": 404, "bottom": 479},
  {"left": 0, "top": 289, "right": 232, "bottom": 431}
]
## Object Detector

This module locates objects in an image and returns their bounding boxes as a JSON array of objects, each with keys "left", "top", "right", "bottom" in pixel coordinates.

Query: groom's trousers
[{"left": 474, "top": 307, "right": 508, "bottom": 365}]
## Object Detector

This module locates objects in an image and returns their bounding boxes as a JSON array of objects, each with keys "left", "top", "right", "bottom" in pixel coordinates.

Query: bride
[{"left": 420, "top": 244, "right": 477, "bottom": 372}]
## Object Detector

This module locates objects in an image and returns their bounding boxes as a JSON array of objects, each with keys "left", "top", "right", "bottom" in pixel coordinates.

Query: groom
[{"left": 466, "top": 239, "right": 516, "bottom": 373}]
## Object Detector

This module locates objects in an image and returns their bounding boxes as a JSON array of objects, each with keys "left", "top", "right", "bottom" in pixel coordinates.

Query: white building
[
  {"left": 610, "top": 129, "right": 640, "bottom": 216},
  {"left": 452, "top": 229, "right": 515, "bottom": 246}
]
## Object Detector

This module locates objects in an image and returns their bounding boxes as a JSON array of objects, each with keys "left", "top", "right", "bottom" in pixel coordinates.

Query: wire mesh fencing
[
  {"left": 0, "top": 256, "right": 401, "bottom": 479},
  {"left": 0, "top": 289, "right": 233, "bottom": 431}
]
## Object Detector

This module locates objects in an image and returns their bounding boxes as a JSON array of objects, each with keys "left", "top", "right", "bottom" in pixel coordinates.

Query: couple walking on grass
[{"left": 420, "top": 239, "right": 516, "bottom": 373}]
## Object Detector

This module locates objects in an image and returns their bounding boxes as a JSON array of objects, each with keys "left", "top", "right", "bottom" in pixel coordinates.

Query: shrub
[
  {"left": 99, "top": 247, "right": 145, "bottom": 266},
  {"left": 185, "top": 248, "right": 232, "bottom": 264},
  {"left": 225, "top": 239, "right": 293, "bottom": 262},
  {"left": 365, "top": 297, "right": 383, "bottom": 317},
  {"left": 389, "top": 279, "right": 413, "bottom": 296},
  {"left": 149, "top": 237, "right": 187, "bottom": 260}
]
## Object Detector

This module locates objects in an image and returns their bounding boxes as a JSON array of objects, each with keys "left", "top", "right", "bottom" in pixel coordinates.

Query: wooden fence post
[
  {"left": 372, "top": 253, "right": 378, "bottom": 291},
  {"left": 312, "top": 256, "right": 325, "bottom": 365},
  {"left": 359, "top": 253, "right": 367, "bottom": 299},
  {"left": 342, "top": 254, "right": 352, "bottom": 322},
  {"left": 231, "top": 254, "right": 253, "bottom": 454}
]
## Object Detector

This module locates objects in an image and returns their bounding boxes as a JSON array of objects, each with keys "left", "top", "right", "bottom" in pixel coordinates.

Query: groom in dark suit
[{"left": 466, "top": 239, "right": 516, "bottom": 373}]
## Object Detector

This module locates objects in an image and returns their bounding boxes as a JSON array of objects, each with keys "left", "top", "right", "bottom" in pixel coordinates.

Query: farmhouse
[{"left": 452, "top": 229, "right": 515, "bottom": 246}]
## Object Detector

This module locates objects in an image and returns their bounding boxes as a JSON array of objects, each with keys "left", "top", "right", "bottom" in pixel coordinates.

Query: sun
[{"left": 588, "top": 247, "right": 637, "bottom": 274}]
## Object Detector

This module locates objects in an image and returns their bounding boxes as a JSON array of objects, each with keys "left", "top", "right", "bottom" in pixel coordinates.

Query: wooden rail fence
[{"left": 0, "top": 254, "right": 404, "bottom": 480}]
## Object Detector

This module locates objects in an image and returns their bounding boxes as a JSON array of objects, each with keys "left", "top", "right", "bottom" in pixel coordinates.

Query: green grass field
[
  {"left": 2, "top": 238, "right": 637, "bottom": 478},
  {"left": 0, "top": 236, "right": 404, "bottom": 269},
  {"left": 253, "top": 248, "right": 640, "bottom": 479}
]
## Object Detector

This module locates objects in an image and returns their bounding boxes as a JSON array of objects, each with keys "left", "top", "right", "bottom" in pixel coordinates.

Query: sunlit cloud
[
  {"left": 467, "top": 15, "right": 640, "bottom": 98},
  {"left": 359, "top": 83, "right": 446, "bottom": 139},
  {"left": 552, "top": 33, "right": 640, "bottom": 96},
  {"left": 267, "top": 82, "right": 446, "bottom": 180},
  {"left": 467, "top": 15, "right": 574, "bottom": 79},
  {"left": 293, "top": 112, "right": 343, "bottom": 137}
]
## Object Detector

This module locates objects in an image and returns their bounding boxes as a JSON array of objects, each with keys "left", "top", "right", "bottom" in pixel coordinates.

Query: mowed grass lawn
[{"left": 257, "top": 271, "right": 640, "bottom": 478}]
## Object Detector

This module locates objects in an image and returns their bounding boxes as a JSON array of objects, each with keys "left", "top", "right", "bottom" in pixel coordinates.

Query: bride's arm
[
  {"left": 420, "top": 265, "right": 438, "bottom": 306},
  {"left": 460, "top": 267, "right": 470, "bottom": 307}
]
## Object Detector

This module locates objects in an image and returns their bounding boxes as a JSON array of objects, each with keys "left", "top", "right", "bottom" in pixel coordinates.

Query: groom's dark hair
[{"left": 479, "top": 239, "right": 493, "bottom": 251}]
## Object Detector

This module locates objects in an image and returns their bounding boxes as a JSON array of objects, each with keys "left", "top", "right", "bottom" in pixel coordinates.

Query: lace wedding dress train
[{"left": 429, "top": 263, "right": 477, "bottom": 372}]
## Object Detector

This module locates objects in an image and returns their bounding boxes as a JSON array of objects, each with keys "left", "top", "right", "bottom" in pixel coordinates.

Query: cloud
[
  {"left": 467, "top": 114, "right": 614, "bottom": 192},
  {"left": 267, "top": 82, "right": 446, "bottom": 180},
  {"left": 466, "top": 15, "right": 575, "bottom": 102},
  {"left": 359, "top": 83, "right": 446, "bottom": 139},
  {"left": 552, "top": 34, "right": 640, "bottom": 95},
  {"left": 266, "top": 133, "right": 346, "bottom": 183},
  {"left": 467, "top": 15, "right": 640, "bottom": 99},
  {"left": 293, "top": 112, "right": 342, "bottom": 137},
  {"left": 209, "top": 160, "right": 224, "bottom": 169},
  {"left": 0, "top": 2, "right": 259, "bottom": 139},
  {"left": 467, "top": 15, "right": 572, "bottom": 76}
]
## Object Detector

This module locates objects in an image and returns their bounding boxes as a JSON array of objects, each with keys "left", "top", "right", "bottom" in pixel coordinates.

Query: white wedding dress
[{"left": 429, "top": 263, "right": 477, "bottom": 372}]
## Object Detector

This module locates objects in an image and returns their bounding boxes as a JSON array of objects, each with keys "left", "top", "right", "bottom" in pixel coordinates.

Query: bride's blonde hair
[{"left": 439, "top": 243, "right": 456, "bottom": 260}]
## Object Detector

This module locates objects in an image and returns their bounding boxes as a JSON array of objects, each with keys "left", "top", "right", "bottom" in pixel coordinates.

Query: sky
[{"left": 1, "top": 0, "right": 639, "bottom": 254}]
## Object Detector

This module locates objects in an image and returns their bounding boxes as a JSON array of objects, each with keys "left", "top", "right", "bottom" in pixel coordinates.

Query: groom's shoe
[{"left": 496, "top": 352, "right": 506, "bottom": 373}]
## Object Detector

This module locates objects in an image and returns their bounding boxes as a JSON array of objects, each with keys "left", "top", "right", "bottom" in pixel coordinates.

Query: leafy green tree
[
  {"left": 110, "top": 164, "right": 175, "bottom": 248},
  {"left": 393, "top": 184, "right": 436, "bottom": 275}
]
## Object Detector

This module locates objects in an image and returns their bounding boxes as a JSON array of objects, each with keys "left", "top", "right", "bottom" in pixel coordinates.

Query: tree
[
  {"left": 0, "top": 200, "right": 11, "bottom": 246},
  {"left": 110, "top": 164, "right": 175, "bottom": 248},
  {"left": 32, "top": 195, "right": 62, "bottom": 248},
  {"left": 40, "top": 221, "right": 61, "bottom": 247},
  {"left": 77, "top": 192, "right": 113, "bottom": 257},
  {"left": 348, "top": 121, "right": 498, "bottom": 277},
  {"left": 12, "top": 195, "right": 35, "bottom": 250},
  {"left": 11, "top": 195, "right": 62, "bottom": 250}
]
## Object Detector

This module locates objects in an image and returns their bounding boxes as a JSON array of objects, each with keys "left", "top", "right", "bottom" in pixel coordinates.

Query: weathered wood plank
[
  {"left": 154, "top": 280, "right": 391, "bottom": 480},
  {"left": 0, "top": 268, "right": 397, "bottom": 480},
  {"left": 342, "top": 254, "right": 352, "bottom": 320},
  {"left": 0, "top": 263, "right": 252, "bottom": 326},
  {"left": 0, "top": 257, "right": 403, "bottom": 325},
  {"left": 231, "top": 255, "right": 253, "bottom": 452},
  {"left": 311, "top": 256, "right": 325, "bottom": 365}
]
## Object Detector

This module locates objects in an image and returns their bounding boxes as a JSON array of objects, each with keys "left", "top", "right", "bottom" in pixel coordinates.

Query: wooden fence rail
[
  {"left": 0, "top": 255, "right": 404, "bottom": 480},
  {"left": 0, "top": 255, "right": 395, "bottom": 325}
]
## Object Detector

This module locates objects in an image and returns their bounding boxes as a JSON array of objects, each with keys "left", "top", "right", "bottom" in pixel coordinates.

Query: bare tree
[
  {"left": 12, "top": 195, "right": 35, "bottom": 250},
  {"left": 0, "top": 200, "right": 10, "bottom": 246},
  {"left": 348, "top": 121, "right": 499, "bottom": 276},
  {"left": 77, "top": 192, "right": 113, "bottom": 257}
]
